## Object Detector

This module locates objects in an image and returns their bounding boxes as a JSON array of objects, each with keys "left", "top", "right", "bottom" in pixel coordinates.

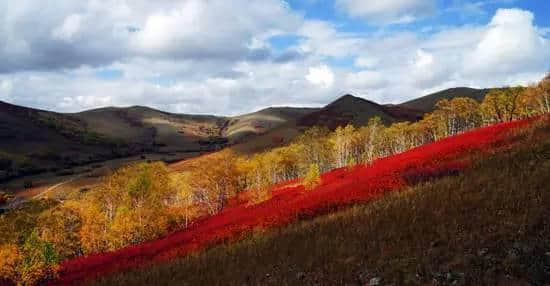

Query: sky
[{"left": 0, "top": 0, "right": 549, "bottom": 115}]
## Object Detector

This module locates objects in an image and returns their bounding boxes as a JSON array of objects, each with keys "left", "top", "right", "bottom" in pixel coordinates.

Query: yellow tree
[
  {"left": 331, "top": 124, "right": 356, "bottom": 168},
  {"left": 168, "top": 172, "right": 196, "bottom": 228},
  {"left": 73, "top": 199, "right": 109, "bottom": 254},
  {"left": 108, "top": 162, "right": 172, "bottom": 248},
  {"left": 303, "top": 163, "right": 321, "bottom": 190},
  {"left": 296, "top": 126, "right": 333, "bottom": 172},
  {"left": 521, "top": 74, "right": 550, "bottom": 115},
  {"left": 190, "top": 149, "right": 241, "bottom": 214},
  {"left": 37, "top": 206, "right": 81, "bottom": 259},
  {"left": 18, "top": 230, "right": 60, "bottom": 286},
  {"left": 237, "top": 153, "right": 273, "bottom": 205},
  {"left": 0, "top": 244, "right": 20, "bottom": 284},
  {"left": 481, "top": 87, "right": 525, "bottom": 123}
]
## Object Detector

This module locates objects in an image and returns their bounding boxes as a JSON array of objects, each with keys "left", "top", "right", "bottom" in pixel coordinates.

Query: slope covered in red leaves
[{"left": 52, "top": 119, "right": 531, "bottom": 285}]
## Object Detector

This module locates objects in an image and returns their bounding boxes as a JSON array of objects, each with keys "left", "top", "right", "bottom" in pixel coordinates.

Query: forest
[{"left": 0, "top": 75, "right": 549, "bottom": 285}]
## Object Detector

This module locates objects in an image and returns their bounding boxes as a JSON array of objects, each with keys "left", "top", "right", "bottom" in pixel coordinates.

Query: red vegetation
[{"left": 52, "top": 119, "right": 531, "bottom": 285}]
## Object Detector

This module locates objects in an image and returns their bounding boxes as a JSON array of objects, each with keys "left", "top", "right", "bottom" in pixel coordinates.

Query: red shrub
[{"left": 52, "top": 119, "right": 531, "bottom": 285}]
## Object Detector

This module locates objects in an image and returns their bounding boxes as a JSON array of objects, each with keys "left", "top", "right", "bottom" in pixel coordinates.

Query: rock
[{"left": 369, "top": 277, "right": 381, "bottom": 286}]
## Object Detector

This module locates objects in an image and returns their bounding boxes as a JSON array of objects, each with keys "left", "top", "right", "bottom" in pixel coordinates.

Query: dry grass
[{"left": 89, "top": 122, "right": 550, "bottom": 286}]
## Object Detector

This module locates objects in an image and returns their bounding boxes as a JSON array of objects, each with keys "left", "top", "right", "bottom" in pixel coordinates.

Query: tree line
[{"left": 0, "top": 74, "right": 548, "bottom": 285}]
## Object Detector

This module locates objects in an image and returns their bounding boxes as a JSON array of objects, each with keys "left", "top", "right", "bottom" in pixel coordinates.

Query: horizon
[
  {"left": 1, "top": 86, "right": 491, "bottom": 117},
  {"left": 0, "top": 1, "right": 549, "bottom": 116}
]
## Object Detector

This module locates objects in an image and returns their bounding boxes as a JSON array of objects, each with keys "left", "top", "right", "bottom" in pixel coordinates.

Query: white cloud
[
  {"left": 306, "top": 65, "right": 335, "bottom": 88},
  {"left": 464, "top": 9, "right": 548, "bottom": 75},
  {"left": 52, "top": 14, "right": 83, "bottom": 42},
  {"left": 0, "top": 3, "right": 548, "bottom": 115},
  {"left": 340, "top": 8, "right": 549, "bottom": 103},
  {"left": 297, "top": 20, "right": 365, "bottom": 58},
  {"left": 335, "top": 0, "right": 437, "bottom": 24}
]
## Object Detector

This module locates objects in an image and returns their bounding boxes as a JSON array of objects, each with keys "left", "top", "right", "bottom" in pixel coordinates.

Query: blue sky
[{"left": 0, "top": 0, "right": 548, "bottom": 115}]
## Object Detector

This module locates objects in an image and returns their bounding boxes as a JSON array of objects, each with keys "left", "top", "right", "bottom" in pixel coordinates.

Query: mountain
[
  {"left": 399, "top": 87, "right": 492, "bottom": 113},
  {"left": 0, "top": 101, "right": 317, "bottom": 182},
  {"left": 0, "top": 87, "right": 496, "bottom": 182},
  {"left": 299, "top": 94, "right": 396, "bottom": 129}
]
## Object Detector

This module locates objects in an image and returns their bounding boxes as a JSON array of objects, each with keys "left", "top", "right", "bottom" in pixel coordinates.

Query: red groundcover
[{"left": 52, "top": 119, "right": 531, "bottom": 285}]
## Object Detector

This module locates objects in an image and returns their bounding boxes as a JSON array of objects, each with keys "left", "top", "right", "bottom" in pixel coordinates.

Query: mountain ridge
[{"left": 0, "top": 87, "right": 492, "bottom": 182}]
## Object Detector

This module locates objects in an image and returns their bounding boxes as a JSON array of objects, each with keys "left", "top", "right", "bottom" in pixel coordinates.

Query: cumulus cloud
[
  {"left": 0, "top": 0, "right": 300, "bottom": 72},
  {"left": 335, "top": 0, "right": 437, "bottom": 24},
  {"left": 306, "top": 65, "right": 335, "bottom": 88},
  {"left": 0, "top": 2, "right": 548, "bottom": 115},
  {"left": 343, "top": 8, "right": 549, "bottom": 103},
  {"left": 464, "top": 9, "right": 548, "bottom": 75}
]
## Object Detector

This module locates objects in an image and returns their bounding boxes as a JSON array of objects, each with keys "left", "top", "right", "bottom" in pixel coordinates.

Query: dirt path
[{"left": 33, "top": 175, "right": 80, "bottom": 199}]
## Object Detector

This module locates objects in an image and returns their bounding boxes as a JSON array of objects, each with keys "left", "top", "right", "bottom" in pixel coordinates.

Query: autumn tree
[
  {"left": 358, "top": 117, "right": 383, "bottom": 163},
  {"left": 18, "top": 230, "right": 60, "bottom": 286},
  {"left": 76, "top": 162, "right": 175, "bottom": 252},
  {"left": 108, "top": 162, "right": 172, "bottom": 248},
  {"left": 481, "top": 87, "right": 525, "bottom": 123},
  {"left": 37, "top": 206, "right": 82, "bottom": 259},
  {"left": 190, "top": 149, "right": 241, "bottom": 214},
  {"left": 238, "top": 153, "right": 274, "bottom": 204},
  {"left": 331, "top": 124, "right": 361, "bottom": 169},
  {"left": 521, "top": 74, "right": 550, "bottom": 115},
  {"left": 0, "top": 244, "right": 20, "bottom": 284},
  {"left": 296, "top": 126, "right": 334, "bottom": 173},
  {"left": 168, "top": 172, "right": 196, "bottom": 228},
  {"left": 303, "top": 163, "right": 321, "bottom": 190}
]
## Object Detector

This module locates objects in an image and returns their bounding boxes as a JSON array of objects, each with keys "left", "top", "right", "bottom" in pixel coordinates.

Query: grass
[{"left": 88, "top": 121, "right": 550, "bottom": 286}]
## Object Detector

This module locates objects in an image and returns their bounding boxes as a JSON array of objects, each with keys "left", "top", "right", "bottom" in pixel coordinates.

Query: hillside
[
  {"left": 0, "top": 86, "right": 499, "bottom": 184},
  {"left": 0, "top": 101, "right": 125, "bottom": 181},
  {"left": 399, "top": 87, "right": 492, "bottom": 113},
  {"left": 0, "top": 102, "right": 315, "bottom": 184},
  {"left": 51, "top": 117, "right": 544, "bottom": 285},
  {"left": 72, "top": 106, "right": 226, "bottom": 152},
  {"left": 299, "top": 94, "right": 396, "bottom": 128},
  {"left": 222, "top": 107, "right": 318, "bottom": 143},
  {"left": 92, "top": 119, "right": 550, "bottom": 285}
]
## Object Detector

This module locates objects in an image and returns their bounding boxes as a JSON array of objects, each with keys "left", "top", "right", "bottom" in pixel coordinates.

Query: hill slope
[
  {"left": 93, "top": 119, "right": 550, "bottom": 285},
  {"left": 0, "top": 101, "right": 125, "bottom": 181},
  {"left": 73, "top": 106, "right": 226, "bottom": 152},
  {"left": 299, "top": 95, "right": 396, "bottom": 129},
  {"left": 52, "top": 117, "right": 540, "bottom": 285},
  {"left": 0, "top": 102, "right": 316, "bottom": 183},
  {"left": 222, "top": 107, "right": 318, "bottom": 143},
  {"left": 399, "top": 87, "right": 492, "bottom": 113}
]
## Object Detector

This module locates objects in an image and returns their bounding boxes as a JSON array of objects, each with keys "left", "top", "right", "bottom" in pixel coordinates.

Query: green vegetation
[
  {"left": 32, "top": 112, "right": 108, "bottom": 145},
  {"left": 91, "top": 123, "right": 550, "bottom": 286}
]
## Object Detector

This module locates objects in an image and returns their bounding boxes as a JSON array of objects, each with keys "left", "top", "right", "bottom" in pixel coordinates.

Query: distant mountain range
[{"left": 0, "top": 87, "right": 493, "bottom": 181}]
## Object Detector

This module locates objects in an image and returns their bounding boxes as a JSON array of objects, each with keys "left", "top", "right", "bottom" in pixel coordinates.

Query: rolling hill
[
  {"left": 299, "top": 94, "right": 396, "bottom": 128},
  {"left": 399, "top": 87, "right": 492, "bottom": 113},
  {"left": 221, "top": 106, "right": 319, "bottom": 143},
  {"left": 0, "top": 86, "right": 495, "bottom": 183}
]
